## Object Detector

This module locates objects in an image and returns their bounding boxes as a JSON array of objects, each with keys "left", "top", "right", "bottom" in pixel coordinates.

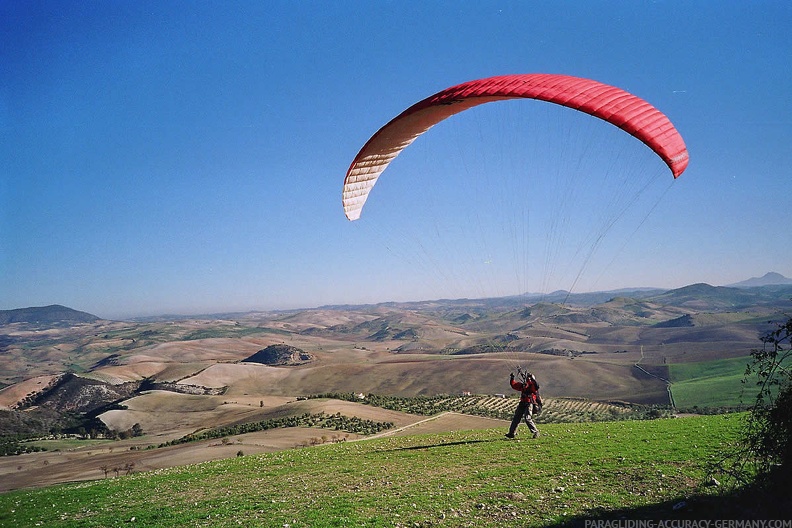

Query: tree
[
  {"left": 742, "top": 316, "right": 792, "bottom": 483},
  {"left": 712, "top": 315, "right": 792, "bottom": 517}
]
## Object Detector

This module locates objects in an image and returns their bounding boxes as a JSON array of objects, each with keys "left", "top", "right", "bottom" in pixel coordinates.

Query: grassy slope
[
  {"left": 668, "top": 357, "right": 754, "bottom": 408},
  {"left": 0, "top": 414, "right": 741, "bottom": 527}
]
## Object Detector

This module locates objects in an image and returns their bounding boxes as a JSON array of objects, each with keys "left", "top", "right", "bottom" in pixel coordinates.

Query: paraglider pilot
[{"left": 505, "top": 370, "right": 542, "bottom": 439}]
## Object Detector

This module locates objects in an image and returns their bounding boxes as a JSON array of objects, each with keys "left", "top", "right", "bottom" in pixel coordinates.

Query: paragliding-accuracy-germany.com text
[{"left": 584, "top": 521, "right": 792, "bottom": 528}]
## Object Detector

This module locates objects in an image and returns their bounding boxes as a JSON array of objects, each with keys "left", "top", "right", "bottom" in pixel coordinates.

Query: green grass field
[
  {"left": 0, "top": 414, "right": 742, "bottom": 527},
  {"left": 669, "top": 357, "right": 755, "bottom": 409}
]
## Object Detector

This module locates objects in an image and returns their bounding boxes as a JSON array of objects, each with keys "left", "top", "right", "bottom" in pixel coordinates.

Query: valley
[{"left": 1, "top": 281, "right": 790, "bottom": 491}]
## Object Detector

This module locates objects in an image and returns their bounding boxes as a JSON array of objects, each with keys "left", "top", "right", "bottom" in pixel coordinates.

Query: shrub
[
  {"left": 743, "top": 316, "right": 792, "bottom": 481},
  {"left": 711, "top": 315, "right": 792, "bottom": 518}
]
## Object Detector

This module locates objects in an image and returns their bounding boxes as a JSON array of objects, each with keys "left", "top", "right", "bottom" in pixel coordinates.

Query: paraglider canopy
[{"left": 343, "top": 74, "right": 688, "bottom": 221}]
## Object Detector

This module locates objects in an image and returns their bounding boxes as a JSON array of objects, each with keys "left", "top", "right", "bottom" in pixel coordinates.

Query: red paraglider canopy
[{"left": 343, "top": 74, "right": 688, "bottom": 220}]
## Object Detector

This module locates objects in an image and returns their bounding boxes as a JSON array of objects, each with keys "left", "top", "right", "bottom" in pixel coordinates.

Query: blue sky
[{"left": 2, "top": 1, "right": 790, "bottom": 319}]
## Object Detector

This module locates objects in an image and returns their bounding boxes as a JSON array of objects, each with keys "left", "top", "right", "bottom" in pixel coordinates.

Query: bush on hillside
[
  {"left": 744, "top": 316, "right": 792, "bottom": 481},
  {"left": 711, "top": 314, "right": 792, "bottom": 517}
]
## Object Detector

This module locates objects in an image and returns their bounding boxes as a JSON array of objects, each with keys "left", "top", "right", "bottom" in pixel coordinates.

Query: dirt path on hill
[
  {"left": 634, "top": 345, "right": 674, "bottom": 407},
  {"left": 365, "top": 411, "right": 507, "bottom": 440}
]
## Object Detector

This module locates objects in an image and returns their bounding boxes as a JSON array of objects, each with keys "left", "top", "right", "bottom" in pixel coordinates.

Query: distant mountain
[
  {"left": 646, "top": 282, "right": 792, "bottom": 311},
  {"left": 728, "top": 272, "right": 792, "bottom": 288},
  {"left": 522, "top": 288, "right": 664, "bottom": 307},
  {"left": 648, "top": 283, "right": 743, "bottom": 310},
  {"left": 0, "top": 305, "right": 100, "bottom": 325},
  {"left": 318, "top": 287, "right": 666, "bottom": 314}
]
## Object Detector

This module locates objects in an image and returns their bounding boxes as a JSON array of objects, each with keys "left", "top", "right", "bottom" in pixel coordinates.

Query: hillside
[
  {"left": 0, "top": 305, "right": 100, "bottom": 326},
  {"left": 1, "top": 280, "right": 789, "bottom": 509},
  {"left": 3, "top": 280, "right": 789, "bottom": 403},
  {"left": 646, "top": 283, "right": 792, "bottom": 311},
  {"left": 0, "top": 415, "right": 773, "bottom": 526}
]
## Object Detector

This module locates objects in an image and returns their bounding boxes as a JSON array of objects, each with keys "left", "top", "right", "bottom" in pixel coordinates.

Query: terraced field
[
  {"left": 317, "top": 393, "right": 668, "bottom": 424},
  {"left": 469, "top": 396, "right": 662, "bottom": 422}
]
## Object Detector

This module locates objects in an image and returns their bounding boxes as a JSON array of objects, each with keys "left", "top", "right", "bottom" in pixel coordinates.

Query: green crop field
[
  {"left": 668, "top": 356, "right": 770, "bottom": 409},
  {"left": 0, "top": 414, "right": 743, "bottom": 527},
  {"left": 669, "top": 357, "right": 753, "bottom": 409}
]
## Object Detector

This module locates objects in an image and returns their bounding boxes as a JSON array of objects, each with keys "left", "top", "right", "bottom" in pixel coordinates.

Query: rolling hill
[
  {"left": 1, "top": 276, "right": 791, "bottom": 496},
  {"left": 0, "top": 305, "right": 100, "bottom": 326}
]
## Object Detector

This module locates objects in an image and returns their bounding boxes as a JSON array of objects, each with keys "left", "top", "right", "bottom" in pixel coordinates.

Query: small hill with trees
[{"left": 241, "top": 344, "right": 313, "bottom": 366}]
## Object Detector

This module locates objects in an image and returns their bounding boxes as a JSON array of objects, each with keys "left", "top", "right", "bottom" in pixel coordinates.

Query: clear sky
[{"left": 2, "top": 1, "right": 791, "bottom": 319}]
